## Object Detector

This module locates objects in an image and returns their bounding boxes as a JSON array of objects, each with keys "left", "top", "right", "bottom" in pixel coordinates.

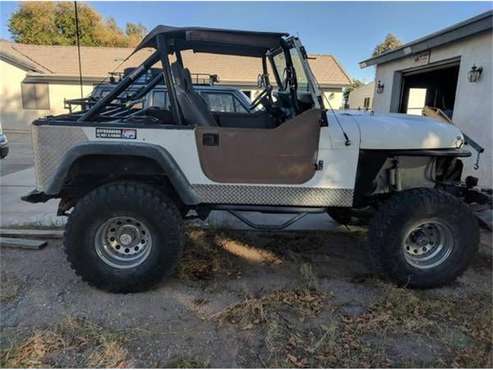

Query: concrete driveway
[
  {"left": 0, "top": 133, "right": 62, "bottom": 228},
  {"left": 0, "top": 132, "right": 34, "bottom": 176}
]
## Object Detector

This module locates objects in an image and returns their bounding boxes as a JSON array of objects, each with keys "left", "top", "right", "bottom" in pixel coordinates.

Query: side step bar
[
  {"left": 219, "top": 206, "right": 326, "bottom": 231},
  {"left": 227, "top": 211, "right": 310, "bottom": 231}
]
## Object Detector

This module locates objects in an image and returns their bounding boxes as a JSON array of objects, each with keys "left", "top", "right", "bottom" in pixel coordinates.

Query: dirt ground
[{"left": 1, "top": 226, "right": 492, "bottom": 368}]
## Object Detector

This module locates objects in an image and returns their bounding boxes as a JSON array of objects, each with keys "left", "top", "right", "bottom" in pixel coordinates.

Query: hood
[{"left": 339, "top": 111, "right": 464, "bottom": 150}]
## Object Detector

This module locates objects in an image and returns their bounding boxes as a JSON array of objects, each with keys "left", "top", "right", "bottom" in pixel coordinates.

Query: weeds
[
  {"left": 213, "top": 289, "right": 325, "bottom": 328},
  {"left": 214, "top": 279, "right": 492, "bottom": 367},
  {"left": 0, "top": 317, "right": 129, "bottom": 368}
]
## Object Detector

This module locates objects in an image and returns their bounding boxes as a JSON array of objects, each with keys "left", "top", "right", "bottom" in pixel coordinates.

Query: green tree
[
  {"left": 8, "top": 2, "right": 144, "bottom": 47},
  {"left": 343, "top": 79, "right": 364, "bottom": 106},
  {"left": 126, "top": 23, "right": 148, "bottom": 47},
  {"left": 372, "top": 33, "right": 403, "bottom": 57},
  {"left": 8, "top": 2, "right": 59, "bottom": 45},
  {"left": 95, "top": 17, "right": 128, "bottom": 47}
]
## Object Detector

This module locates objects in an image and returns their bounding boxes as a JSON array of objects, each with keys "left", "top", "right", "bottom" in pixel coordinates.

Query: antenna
[
  {"left": 74, "top": 1, "right": 83, "bottom": 98},
  {"left": 322, "top": 90, "right": 351, "bottom": 146}
]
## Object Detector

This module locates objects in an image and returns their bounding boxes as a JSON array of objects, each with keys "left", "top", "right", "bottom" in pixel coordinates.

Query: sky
[{"left": 0, "top": 1, "right": 491, "bottom": 81}]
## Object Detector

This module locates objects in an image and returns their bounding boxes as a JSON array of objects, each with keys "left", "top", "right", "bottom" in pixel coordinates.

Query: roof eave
[
  {"left": 318, "top": 83, "right": 350, "bottom": 89},
  {"left": 359, "top": 10, "right": 493, "bottom": 68},
  {"left": 24, "top": 73, "right": 349, "bottom": 89},
  {"left": 24, "top": 73, "right": 104, "bottom": 84},
  {"left": 0, "top": 53, "right": 45, "bottom": 73}
]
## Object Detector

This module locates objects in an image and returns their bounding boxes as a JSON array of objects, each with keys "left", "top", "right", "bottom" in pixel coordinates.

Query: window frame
[
  {"left": 201, "top": 91, "right": 247, "bottom": 113},
  {"left": 21, "top": 82, "right": 50, "bottom": 110},
  {"left": 151, "top": 89, "right": 168, "bottom": 109}
]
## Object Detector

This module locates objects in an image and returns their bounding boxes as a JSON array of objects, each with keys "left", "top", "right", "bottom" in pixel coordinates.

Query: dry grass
[
  {"left": 177, "top": 228, "right": 240, "bottom": 281},
  {"left": 313, "top": 284, "right": 491, "bottom": 367},
  {"left": 87, "top": 340, "right": 129, "bottom": 368},
  {"left": 212, "top": 289, "right": 325, "bottom": 329},
  {"left": 212, "top": 277, "right": 492, "bottom": 368},
  {"left": 0, "top": 317, "right": 130, "bottom": 368},
  {"left": 196, "top": 228, "right": 491, "bottom": 367},
  {"left": 332, "top": 283, "right": 493, "bottom": 367}
]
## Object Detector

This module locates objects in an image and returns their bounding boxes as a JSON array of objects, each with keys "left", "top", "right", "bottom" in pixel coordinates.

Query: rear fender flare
[{"left": 46, "top": 142, "right": 200, "bottom": 205}]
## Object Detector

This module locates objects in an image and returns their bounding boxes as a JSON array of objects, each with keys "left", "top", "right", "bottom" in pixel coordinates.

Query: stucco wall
[
  {"left": 48, "top": 83, "right": 93, "bottom": 116},
  {"left": 372, "top": 31, "right": 493, "bottom": 187},
  {"left": 0, "top": 60, "right": 47, "bottom": 132},
  {"left": 348, "top": 82, "right": 375, "bottom": 110},
  {"left": 322, "top": 89, "right": 344, "bottom": 109},
  {"left": 0, "top": 60, "right": 93, "bottom": 133}
]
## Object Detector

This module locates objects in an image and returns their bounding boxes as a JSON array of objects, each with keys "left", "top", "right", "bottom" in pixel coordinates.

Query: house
[
  {"left": 359, "top": 10, "right": 493, "bottom": 188},
  {"left": 347, "top": 81, "right": 375, "bottom": 110},
  {"left": 0, "top": 40, "right": 351, "bottom": 133}
]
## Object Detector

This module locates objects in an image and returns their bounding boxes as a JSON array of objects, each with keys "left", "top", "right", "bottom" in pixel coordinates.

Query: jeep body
[{"left": 23, "top": 25, "right": 487, "bottom": 292}]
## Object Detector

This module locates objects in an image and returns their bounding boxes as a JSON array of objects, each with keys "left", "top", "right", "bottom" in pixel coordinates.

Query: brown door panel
[{"left": 195, "top": 108, "right": 322, "bottom": 184}]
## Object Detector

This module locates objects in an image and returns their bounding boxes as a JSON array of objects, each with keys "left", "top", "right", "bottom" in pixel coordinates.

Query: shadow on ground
[{"left": 1, "top": 227, "right": 492, "bottom": 367}]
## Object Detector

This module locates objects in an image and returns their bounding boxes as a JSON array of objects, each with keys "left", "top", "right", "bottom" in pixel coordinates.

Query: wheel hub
[
  {"left": 402, "top": 220, "right": 454, "bottom": 269},
  {"left": 95, "top": 216, "right": 152, "bottom": 269}
]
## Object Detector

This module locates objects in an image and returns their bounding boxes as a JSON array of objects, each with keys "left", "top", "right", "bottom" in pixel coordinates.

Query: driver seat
[{"left": 171, "top": 62, "right": 217, "bottom": 127}]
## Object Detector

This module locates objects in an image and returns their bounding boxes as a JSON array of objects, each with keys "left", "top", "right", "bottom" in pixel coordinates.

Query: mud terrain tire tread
[
  {"left": 64, "top": 182, "right": 184, "bottom": 293},
  {"left": 368, "top": 188, "right": 479, "bottom": 289}
]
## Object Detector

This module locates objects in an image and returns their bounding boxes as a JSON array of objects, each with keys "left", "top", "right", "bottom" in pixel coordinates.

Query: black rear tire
[
  {"left": 368, "top": 188, "right": 479, "bottom": 288},
  {"left": 64, "top": 182, "right": 184, "bottom": 293}
]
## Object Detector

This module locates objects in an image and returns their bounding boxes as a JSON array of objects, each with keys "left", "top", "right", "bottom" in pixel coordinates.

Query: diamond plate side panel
[
  {"left": 32, "top": 125, "right": 88, "bottom": 191},
  {"left": 192, "top": 185, "right": 353, "bottom": 207}
]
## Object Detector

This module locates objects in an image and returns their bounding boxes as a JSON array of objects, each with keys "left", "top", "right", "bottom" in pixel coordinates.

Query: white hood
[{"left": 338, "top": 111, "right": 464, "bottom": 150}]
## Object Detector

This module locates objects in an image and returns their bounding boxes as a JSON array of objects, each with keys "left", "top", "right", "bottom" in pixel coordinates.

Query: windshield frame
[{"left": 269, "top": 38, "right": 324, "bottom": 110}]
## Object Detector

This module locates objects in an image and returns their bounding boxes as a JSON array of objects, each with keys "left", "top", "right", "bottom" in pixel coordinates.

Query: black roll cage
[{"left": 78, "top": 25, "right": 321, "bottom": 124}]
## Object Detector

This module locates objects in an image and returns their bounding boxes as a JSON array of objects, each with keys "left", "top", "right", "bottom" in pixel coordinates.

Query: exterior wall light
[
  {"left": 467, "top": 65, "right": 483, "bottom": 83},
  {"left": 376, "top": 80, "right": 384, "bottom": 94}
]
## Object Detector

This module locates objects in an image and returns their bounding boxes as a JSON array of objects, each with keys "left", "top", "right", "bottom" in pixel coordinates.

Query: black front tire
[
  {"left": 64, "top": 182, "right": 184, "bottom": 293},
  {"left": 368, "top": 188, "right": 479, "bottom": 289}
]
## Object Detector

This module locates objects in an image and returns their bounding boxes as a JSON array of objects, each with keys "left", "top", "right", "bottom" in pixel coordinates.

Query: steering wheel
[{"left": 250, "top": 85, "right": 273, "bottom": 110}]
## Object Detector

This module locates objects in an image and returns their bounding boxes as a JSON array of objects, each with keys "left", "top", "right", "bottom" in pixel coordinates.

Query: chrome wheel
[
  {"left": 95, "top": 216, "right": 152, "bottom": 269},
  {"left": 403, "top": 220, "right": 454, "bottom": 269}
]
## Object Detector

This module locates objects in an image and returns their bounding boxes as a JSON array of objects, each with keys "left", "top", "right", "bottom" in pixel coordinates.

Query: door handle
[{"left": 203, "top": 133, "right": 219, "bottom": 146}]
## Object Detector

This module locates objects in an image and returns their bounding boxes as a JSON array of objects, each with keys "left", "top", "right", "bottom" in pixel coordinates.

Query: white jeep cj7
[{"left": 23, "top": 26, "right": 490, "bottom": 292}]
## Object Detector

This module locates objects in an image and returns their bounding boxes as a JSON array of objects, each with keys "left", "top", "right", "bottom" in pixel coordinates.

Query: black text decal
[{"left": 96, "top": 128, "right": 137, "bottom": 140}]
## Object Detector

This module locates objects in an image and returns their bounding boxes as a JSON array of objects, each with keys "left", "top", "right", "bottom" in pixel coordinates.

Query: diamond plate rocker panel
[{"left": 193, "top": 184, "right": 354, "bottom": 207}]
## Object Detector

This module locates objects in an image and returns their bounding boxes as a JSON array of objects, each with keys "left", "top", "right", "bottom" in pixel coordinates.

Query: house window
[
  {"left": 21, "top": 82, "right": 50, "bottom": 110},
  {"left": 363, "top": 97, "right": 371, "bottom": 109}
]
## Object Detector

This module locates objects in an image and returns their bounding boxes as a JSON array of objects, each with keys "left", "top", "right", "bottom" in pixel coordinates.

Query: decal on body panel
[{"left": 96, "top": 127, "right": 137, "bottom": 139}]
